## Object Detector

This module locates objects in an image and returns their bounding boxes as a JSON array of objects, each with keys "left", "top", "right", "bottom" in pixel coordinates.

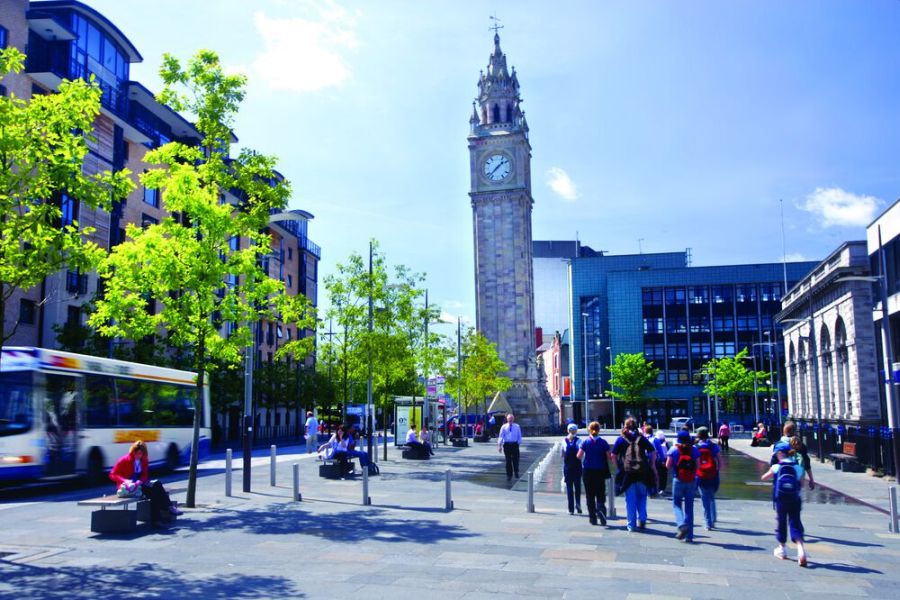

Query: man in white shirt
[
  {"left": 497, "top": 413, "right": 523, "bottom": 479},
  {"left": 305, "top": 411, "right": 319, "bottom": 454}
]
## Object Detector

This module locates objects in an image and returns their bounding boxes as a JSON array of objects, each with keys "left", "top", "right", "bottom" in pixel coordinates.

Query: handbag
[{"left": 117, "top": 480, "right": 143, "bottom": 498}]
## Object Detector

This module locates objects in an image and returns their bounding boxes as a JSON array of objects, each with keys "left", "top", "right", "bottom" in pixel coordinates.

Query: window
[
  {"left": 0, "top": 85, "right": 6, "bottom": 97},
  {"left": 287, "top": 274, "right": 293, "bottom": 288},
  {"left": 642, "top": 288, "right": 663, "bottom": 305},
  {"left": 689, "top": 316, "right": 710, "bottom": 333},
  {"left": 665, "top": 288, "right": 685, "bottom": 305},
  {"left": 288, "top": 248, "right": 293, "bottom": 261},
  {"left": 666, "top": 317, "right": 687, "bottom": 334},
  {"left": 60, "top": 194, "right": 77, "bottom": 228},
  {"left": 711, "top": 286, "right": 733, "bottom": 304},
  {"left": 0, "top": 26, "right": 7, "bottom": 49},
  {"left": 736, "top": 285, "right": 757, "bottom": 303},
  {"left": 67, "top": 305, "right": 81, "bottom": 326},
  {"left": 277, "top": 325, "right": 283, "bottom": 339},
  {"left": 141, "top": 213, "right": 158, "bottom": 228},
  {"left": 712, "top": 316, "right": 734, "bottom": 331},
  {"left": 643, "top": 318, "right": 663, "bottom": 334},
  {"left": 286, "top": 328, "right": 292, "bottom": 340},
  {"left": 688, "top": 286, "right": 709, "bottom": 304},
  {"left": 66, "top": 269, "right": 88, "bottom": 295},
  {"left": 19, "top": 299, "right": 36, "bottom": 325},
  {"left": 690, "top": 342, "right": 712, "bottom": 359},
  {"left": 143, "top": 183, "right": 159, "bottom": 207},
  {"left": 667, "top": 343, "right": 688, "bottom": 359},
  {"left": 229, "top": 236, "right": 240, "bottom": 251},
  {"left": 643, "top": 343, "right": 665, "bottom": 360},
  {"left": 714, "top": 341, "right": 736, "bottom": 357},
  {"left": 668, "top": 370, "right": 690, "bottom": 385},
  {"left": 736, "top": 315, "right": 758, "bottom": 331}
]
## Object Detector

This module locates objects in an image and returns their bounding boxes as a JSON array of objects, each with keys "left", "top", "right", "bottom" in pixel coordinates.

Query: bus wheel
[
  {"left": 87, "top": 450, "right": 104, "bottom": 484},
  {"left": 166, "top": 444, "right": 181, "bottom": 472}
]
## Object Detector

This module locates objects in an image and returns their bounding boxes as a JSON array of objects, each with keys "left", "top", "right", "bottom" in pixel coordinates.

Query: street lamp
[
  {"left": 581, "top": 312, "right": 590, "bottom": 426},
  {"left": 763, "top": 330, "right": 780, "bottom": 426},
  {"left": 753, "top": 337, "right": 778, "bottom": 426}
]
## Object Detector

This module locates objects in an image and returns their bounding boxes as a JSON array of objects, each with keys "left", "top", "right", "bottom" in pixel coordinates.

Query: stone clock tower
[{"left": 469, "top": 32, "right": 554, "bottom": 429}]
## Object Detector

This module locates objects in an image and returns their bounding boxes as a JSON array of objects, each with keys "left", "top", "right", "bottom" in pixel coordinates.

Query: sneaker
[
  {"left": 682, "top": 537, "right": 693, "bottom": 544},
  {"left": 637, "top": 521, "right": 646, "bottom": 530},
  {"left": 798, "top": 551, "right": 808, "bottom": 568},
  {"left": 575, "top": 506, "right": 582, "bottom": 514},
  {"left": 773, "top": 546, "right": 787, "bottom": 560},
  {"left": 168, "top": 505, "right": 183, "bottom": 516},
  {"left": 626, "top": 526, "right": 635, "bottom": 532},
  {"left": 569, "top": 510, "right": 575, "bottom": 515},
  {"left": 675, "top": 526, "right": 687, "bottom": 540},
  {"left": 599, "top": 513, "right": 607, "bottom": 526},
  {"left": 705, "top": 526, "right": 713, "bottom": 531}
]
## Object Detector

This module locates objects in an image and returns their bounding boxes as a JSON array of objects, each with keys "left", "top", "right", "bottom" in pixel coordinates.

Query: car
[{"left": 669, "top": 417, "right": 694, "bottom": 431}]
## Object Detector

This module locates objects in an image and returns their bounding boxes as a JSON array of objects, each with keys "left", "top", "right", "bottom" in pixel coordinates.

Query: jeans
[
  {"left": 625, "top": 481, "right": 648, "bottom": 529},
  {"left": 775, "top": 498, "right": 804, "bottom": 543},
  {"left": 672, "top": 479, "right": 697, "bottom": 540},
  {"left": 697, "top": 476, "right": 718, "bottom": 528},
  {"left": 346, "top": 449, "right": 369, "bottom": 467}
]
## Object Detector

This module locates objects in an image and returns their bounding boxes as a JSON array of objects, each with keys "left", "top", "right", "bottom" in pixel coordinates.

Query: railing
[{"left": 796, "top": 421, "right": 895, "bottom": 476}]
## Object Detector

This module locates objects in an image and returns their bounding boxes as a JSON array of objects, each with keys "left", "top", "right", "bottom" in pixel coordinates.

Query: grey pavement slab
[{"left": 1, "top": 435, "right": 898, "bottom": 599}]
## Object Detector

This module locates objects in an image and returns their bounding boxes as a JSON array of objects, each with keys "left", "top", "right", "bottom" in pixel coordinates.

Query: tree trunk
[{"left": 186, "top": 333, "right": 206, "bottom": 508}]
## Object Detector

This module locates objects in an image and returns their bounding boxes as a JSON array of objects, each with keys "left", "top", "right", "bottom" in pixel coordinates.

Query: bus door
[{"left": 42, "top": 373, "right": 81, "bottom": 477}]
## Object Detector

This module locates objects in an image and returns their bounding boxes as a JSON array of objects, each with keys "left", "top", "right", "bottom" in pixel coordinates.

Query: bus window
[
  {"left": 84, "top": 374, "right": 113, "bottom": 427},
  {"left": 0, "top": 371, "right": 34, "bottom": 436}
]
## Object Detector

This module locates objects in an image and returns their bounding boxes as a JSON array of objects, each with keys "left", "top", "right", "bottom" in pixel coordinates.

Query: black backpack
[{"left": 367, "top": 462, "right": 380, "bottom": 476}]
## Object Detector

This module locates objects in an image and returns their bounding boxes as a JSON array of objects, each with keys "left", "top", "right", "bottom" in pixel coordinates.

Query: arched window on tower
[
  {"left": 492, "top": 104, "right": 500, "bottom": 123},
  {"left": 481, "top": 106, "right": 487, "bottom": 124},
  {"left": 506, "top": 103, "right": 513, "bottom": 122}
]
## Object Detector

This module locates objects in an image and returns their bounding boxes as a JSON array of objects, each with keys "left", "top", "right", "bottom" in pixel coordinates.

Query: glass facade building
[{"left": 570, "top": 257, "right": 818, "bottom": 427}]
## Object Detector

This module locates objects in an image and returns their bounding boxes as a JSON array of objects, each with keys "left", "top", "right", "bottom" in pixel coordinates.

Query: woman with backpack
[
  {"left": 694, "top": 427, "right": 720, "bottom": 530},
  {"left": 561, "top": 423, "right": 583, "bottom": 516},
  {"left": 612, "top": 418, "right": 659, "bottom": 532},
  {"left": 577, "top": 421, "right": 613, "bottom": 525},
  {"left": 665, "top": 429, "right": 699, "bottom": 542},
  {"left": 761, "top": 438, "right": 809, "bottom": 567}
]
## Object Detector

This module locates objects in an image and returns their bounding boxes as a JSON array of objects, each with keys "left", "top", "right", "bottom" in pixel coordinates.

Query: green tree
[
  {"left": 89, "top": 50, "right": 315, "bottom": 507},
  {"left": 0, "top": 48, "right": 133, "bottom": 363},
  {"left": 702, "top": 348, "right": 767, "bottom": 412},
  {"left": 607, "top": 352, "right": 660, "bottom": 406},
  {"left": 445, "top": 327, "right": 511, "bottom": 430}
]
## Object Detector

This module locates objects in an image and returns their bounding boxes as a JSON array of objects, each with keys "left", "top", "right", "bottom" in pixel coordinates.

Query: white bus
[{"left": 0, "top": 347, "right": 210, "bottom": 483}]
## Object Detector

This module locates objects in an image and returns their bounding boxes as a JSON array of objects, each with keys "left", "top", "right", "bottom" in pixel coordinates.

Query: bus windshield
[{"left": 0, "top": 371, "right": 34, "bottom": 437}]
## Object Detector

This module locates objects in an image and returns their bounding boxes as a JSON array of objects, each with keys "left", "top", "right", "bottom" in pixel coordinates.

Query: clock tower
[{"left": 469, "top": 31, "right": 555, "bottom": 429}]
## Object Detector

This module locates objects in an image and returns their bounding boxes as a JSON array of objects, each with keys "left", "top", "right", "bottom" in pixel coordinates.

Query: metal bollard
[
  {"left": 270, "top": 445, "right": 277, "bottom": 486},
  {"left": 527, "top": 471, "right": 535, "bottom": 513},
  {"left": 606, "top": 477, "right": 616, "bottom": 518},
  {"left": 293, "top": 463, "right": 301, "bottom": 502},
  {"left": 225, "top": 448, "right": 232, "bottom": 497},
  {"left": 890, "top": 486, "right": 899, "bottom": 533},
  {"left": 445, "top": 469, "right": 453, "bottom": 511},
  {"left": 362, "top": 465, "right": 371, "bottom": 505}
]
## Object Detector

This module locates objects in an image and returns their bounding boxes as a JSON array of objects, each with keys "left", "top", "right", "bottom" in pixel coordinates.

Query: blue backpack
[{"left": 773, "top": 460, "right": 800, "bottom": 504}]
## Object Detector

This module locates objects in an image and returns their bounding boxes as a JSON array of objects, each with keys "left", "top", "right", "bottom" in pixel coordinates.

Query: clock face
[{"left": 483, "top": 153, "right": 511, "bottom": 182}]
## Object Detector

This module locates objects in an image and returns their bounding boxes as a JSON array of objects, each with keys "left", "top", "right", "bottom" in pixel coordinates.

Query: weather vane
[{"left": 489, "top": 13, "right": 503, "bottom": 35}]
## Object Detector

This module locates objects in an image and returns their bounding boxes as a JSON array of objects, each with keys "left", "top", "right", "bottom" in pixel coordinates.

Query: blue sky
[{"left": 83, "top": 0, "right": 900, "bottom": 328}]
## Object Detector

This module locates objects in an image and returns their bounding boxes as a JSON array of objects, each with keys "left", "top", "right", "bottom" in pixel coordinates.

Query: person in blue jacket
[
  {"left": 560, "top": 423, "right": 583, "bottom": 515},
  {"left": 577, "top": 421, "right": 613, "bottom": 526}
]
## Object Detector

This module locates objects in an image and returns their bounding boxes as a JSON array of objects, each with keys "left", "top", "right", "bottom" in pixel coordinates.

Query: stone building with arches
[{"left": 778, "top": 241, "right": 882, "bottom": 425}]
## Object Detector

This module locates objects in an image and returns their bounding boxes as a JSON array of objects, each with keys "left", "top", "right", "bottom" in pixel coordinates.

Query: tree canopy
[
  {"left": 702, "top": 347, "right": 768, "bottom": 412},
  {"left": 607, "top": 352, "right": 660, "bottom": 404},
  {"left": 445, "top": 327, "right": 511, "bottom": 422}
]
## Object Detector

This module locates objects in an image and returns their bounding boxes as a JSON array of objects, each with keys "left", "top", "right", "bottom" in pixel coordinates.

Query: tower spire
[{"left": 472, "top": 17, "right": 521, "bottom": 129}]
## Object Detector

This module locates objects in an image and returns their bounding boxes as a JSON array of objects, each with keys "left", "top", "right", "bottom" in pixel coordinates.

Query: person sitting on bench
[
  {"left": 343, "top": 424, "right": 371, "bottom": 466},
  {"left": 405, "top": 425, "right": 429, "bottom": 456},
  {"left": 419, "top": 426, "right": 435, "bottom": 455},
  {"left": 318, "top": 425, "right": 350, "bottom": 461},
  {"left": 110, "top": 440, "right": 181, "bottom": 528}
]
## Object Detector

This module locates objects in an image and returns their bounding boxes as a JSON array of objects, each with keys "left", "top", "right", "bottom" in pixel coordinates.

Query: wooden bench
[
  {"left": 829, "top": 442, "right": 862, "bottom": 472},
  {"left": 319, "top": 455, "right": 355, "bottom": 479},
  {"left": 79, "top": 487, "right": 185, "bottom": 533},
  {"left": 451, "top": 438, "right": 469, "bottom": 448}
]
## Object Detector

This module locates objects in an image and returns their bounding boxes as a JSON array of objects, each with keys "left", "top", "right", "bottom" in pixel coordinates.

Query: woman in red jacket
[{"left": 110, "top": 441, "right": 180, "bottom": 527}]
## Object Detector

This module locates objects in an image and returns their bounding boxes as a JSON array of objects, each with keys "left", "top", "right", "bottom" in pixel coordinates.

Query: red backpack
[
  {"left": 697, "top": 443, "right": 717, "bottom": 480},
  {"left": 675, "top": 444, "right": 697, "bottom": 483}
]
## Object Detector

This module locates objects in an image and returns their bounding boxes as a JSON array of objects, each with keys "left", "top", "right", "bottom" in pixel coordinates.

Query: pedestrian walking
[
  {"left": 612, "top": 417, "right": 659, "bottom": 532},
  {"left": 761, "top": 438, "right": 809, "bottom": 567},
  {"left": 561, "top": 423, "right": 583, "bottom": 515},
  {"left": 695, "top": 426, "right": 720, "bottom": 530},
  {"left": 577, "top": 421, "right": 613, "bottom": 525},
  {"left": 717, "top": 422, "right": 730, "bottom": 453},
  {"left": 305, "top": 411, "right": 319, "bottom": 454},
  {"left": 666, "top": 430, "right": 699, "bottom": 542},
  {"left": 652, "top": 431, "right": 669, "bottom": 496},
  {"left": 769, "top": 421, "right": 815, "bottom": 490},
  {"left": 497, "top": 413, "right": 522, "bottom": 479}
]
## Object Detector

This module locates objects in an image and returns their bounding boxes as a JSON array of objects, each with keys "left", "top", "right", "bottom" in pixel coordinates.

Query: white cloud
[
  {"left": 783, "top": 252, "right": 807, "bottom": 262},
  {"left": 799, "top": 187, "right": 882, "bottom": 228},
  {"left": 251, "top": 5, "right": 359, "bottom": 93},
  {"left": 546, "top": 167, "right": 578, "bottom": 201}
]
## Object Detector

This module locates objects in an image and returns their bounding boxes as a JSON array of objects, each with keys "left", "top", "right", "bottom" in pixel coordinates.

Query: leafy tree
[
  {"left": 89, "top": 50, "right": 315, "bottom": 507},
  {"left": 445, "top": 327, "right": 511, "bottom": 432},
  {"left": 607, "top": 352, "right": 660, "bottom": 405},
  {"left": 0, "top": 48, "right": 132, "bottom": 363},
  {"left": 702, "top": 348, "right": 768, "bottom": 412}
]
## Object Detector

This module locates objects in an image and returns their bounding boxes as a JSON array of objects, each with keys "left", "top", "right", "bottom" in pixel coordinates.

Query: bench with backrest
[
  {"left": 829, "top": 442, "right": 862, "bottom": 472},
  {"left": 78, "top": 487, "right": 185, "bottom": 534}
]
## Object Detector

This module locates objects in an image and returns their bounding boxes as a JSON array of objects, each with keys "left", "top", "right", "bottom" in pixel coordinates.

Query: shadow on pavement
[
  {"left": 180, "top": 502, "right": 480, "bottom": 544},
  {"left": 807, "top": 562, "right": 883, "bottom": 574},
  {"left": 0, "top": 561, "right": 303, "bottom": 599},
  {"left": 804, "top": 534, "right": 883, "bottom": 548}
]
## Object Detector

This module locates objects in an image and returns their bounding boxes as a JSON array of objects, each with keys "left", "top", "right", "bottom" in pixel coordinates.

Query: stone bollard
[
  {"left": 527, "top": 471, "right": 535, "bottom": 513},
  {"left": 362, "top": 465, "right": 371, "bottom": 506},
  {"left": 606, "top": 477, "right": 616, "bottom": 518},
  {"left": 445, "top": 469, "right": 453, "bottom": 511},
  {"left": 293, "top": 463, "right": 301, "bottom": 502},
  {"left": 890, "top": 486, "right": 899, "bottom": 533},
  {"left": 225, "top": 448, "right": 232, "bottom": 497},
  {"left": 270, "top": 445, "right": 277, "bottom": 487}
]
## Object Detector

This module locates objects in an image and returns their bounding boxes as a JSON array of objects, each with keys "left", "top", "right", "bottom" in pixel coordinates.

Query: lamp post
[
  {"left": 581, "top": 312, "right": 590, "bottom": 426},
  {"left": 366, "top": 241, "right": 374, "bottom": 459},
  {"left": 751, "top": 349, "right": 760, "bottom": 425},
  {"left": 606, "top": 346, "right": 615, "bottom": 429},
  {"left": 763, "top": 330, "right": 779, "bottom": 425}
]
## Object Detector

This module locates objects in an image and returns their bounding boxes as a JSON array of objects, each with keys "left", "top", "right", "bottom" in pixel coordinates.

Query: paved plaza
[{"left": 1, "top": 437, "right": 899, "bottom": 600}]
